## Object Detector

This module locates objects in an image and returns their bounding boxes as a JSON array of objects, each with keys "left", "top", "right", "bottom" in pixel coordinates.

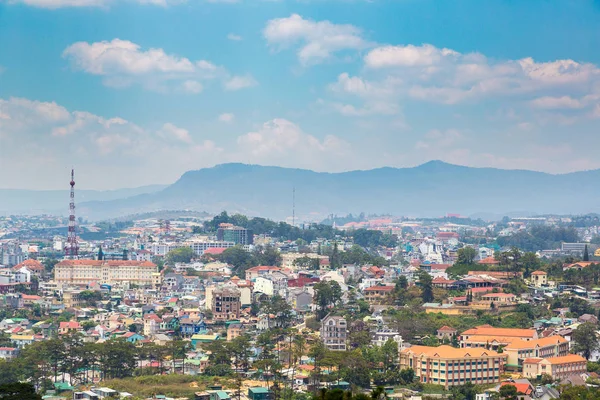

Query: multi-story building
[
  {"left": 212, "top": 287, "right": 241, "bottom": 321},
  {"left": 530, "top": 271, "right": 548, "bottom": 287},
  {"left": 363, "top": 285, "right": 394, "bottom": 304},
  {"left": 217, "top": 224, "right": 253, "bottom": 245},
  {"left": 522, "top": 354, "right": 587, "bottom": 380},
  {"left": 400, "top": 345, "right": 507, "bottom": 388},
  {"left": 54, "top": 260, "right": 158, "bottom": 286},
  {"left": 503, "top": 336, "right": 569, "bottom": 370},
  {"left": 187, "top": 239, "right": 236, "bottom": 256},
  {"left": 460, "top": 325, "right": 538, "bottom": 349},
  {"left": 320, "top": 314, "right": 347, "bottom": 351}
]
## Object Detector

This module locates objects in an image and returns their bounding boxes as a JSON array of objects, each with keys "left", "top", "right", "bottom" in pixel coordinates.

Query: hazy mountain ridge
[{"left": 70, "top": 161, "right": 600, "bottom": 221}]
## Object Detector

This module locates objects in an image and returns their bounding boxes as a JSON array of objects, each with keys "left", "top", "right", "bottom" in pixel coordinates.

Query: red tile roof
[
  {"left": 13, "top": 259, "right": 44, "bottom": 272},
  {"left": 57, "top": 260, "right": 156, "bottom": 267},
  {"left": 364, "top": 285, "right": 395, "bottom": 292}
]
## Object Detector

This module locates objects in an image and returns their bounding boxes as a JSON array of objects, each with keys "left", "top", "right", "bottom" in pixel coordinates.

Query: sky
[{"left": 2, "top": 0, "right": 600, "bottom": 190}]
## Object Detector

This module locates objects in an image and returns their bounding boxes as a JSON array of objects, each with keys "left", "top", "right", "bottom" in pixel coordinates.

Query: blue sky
[{"left": 1, "top": 0, "right": 600, "bottom": 189}]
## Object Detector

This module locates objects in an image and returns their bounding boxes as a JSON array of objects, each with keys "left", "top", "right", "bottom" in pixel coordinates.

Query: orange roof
[
  {"left": 505, "top": 336, "right": 567, "bottom": 350},
  {"left": 461, "top": 325, "right": 536, "bottom": 339},
  {"left": 402, "top": 345, "right": 505, "bottom": 359},
  {"left": 246, "top": 266, "right": 280, "bottom": 272},
  {"left": 544, "top": 354, "right": 586, "bottom": 365},
  {"left": 13, "top": 259, "right": 44, "bottom": 271},
  {"left": 478, "top": 256, "right": 500, "bottom": 265},
  {"left": 364, "top": 286, "right": 395, "bottom": 292},
  {"left": 481, "top": 293, "right": 516, "bottom": 298},
  {"left": 500, "top": 382, "right": 532, "bottom": 395},
  {"left": 531, "top": 270, "right": 547, "bottom": 276},
  {"left": 437, "top": 326, "right": 457, "bottom": 332}
]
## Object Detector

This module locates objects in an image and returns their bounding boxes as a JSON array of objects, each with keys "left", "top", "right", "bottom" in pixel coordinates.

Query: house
[
  {"left": 320, "top": 314, "right": 347, "bottom": 351},
  {"left": 245, "top": 266, "right": 281, "bottom": 281},
  {"left": 59, "top": 321, "right": 82, "bottom": 335},
  {"left": 478, "top": 257, "right": 500, "bottom": 266},
  {"left": 498, "top": 381, "right": 534, "bottom": 399},
  {"left": 437, "top": 326, "right": 458, "bottom": 341},
  {"left": 290, "top": 290, "right": 312, "bottom": 312},
  {"left": 10, "top": 334, "right": 34, "bottom": 348},
  {"left": 0, "top": 347, "right": 18, "bottom": 359},
  {"left": 481, "top": 293, "right": 516, "bottom": 304},
  {"left": 578, "top": 314, "right": 599, "bottom": 325},
  {"left": 563, "top": 262, "right": 595, "bottom": 271},
  {"left": 248, "top": 387, "right": 274, "bottom": 400},
  {"left": 191, "top": 334, "right": 220, "bottom": 349},
  {"left": 121, "top": 332, "right": 145, "bottom": 343},
  {"left": 531, "top": 271, "right": 548, "bottom": 287},
  {"left": 227, "top": 323, "right": 244, "bottom": 341},
  {"left": 522, "top": 354, "right": 587, "bottom": 380},
  {"left": 400, "top": 345, "right": 507, "bottom": 388}
]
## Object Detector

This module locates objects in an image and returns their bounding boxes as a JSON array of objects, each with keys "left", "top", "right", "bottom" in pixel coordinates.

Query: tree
[
  {"left": 584, "top": 245, "right": 590, "bottom": 262},
  {"left": 330, "top": 242, "right": 341, "bottom": 270},
  {"left": 0, "top": 382, "right": 41, "bottom": 400},
  {"left": 498, "top": 384, "right": 518, "bottom": 400},
  {"left": 572, "top": 322, "right": 600, "bottom": 360},
  {"left": 418, "top": 271, "right": 434, "bottom": 303},
  {"left": 42, "top": 258, "right": 59, "bottom": 274},
  {"left": 457, "top": 247, "right": 477, "bottom": 265},
  {"left": 165, "top": 247, "right": 195, "bottom": 264},
  {"left": 313, "top": 281, "right": 342, "bottom": 320}
]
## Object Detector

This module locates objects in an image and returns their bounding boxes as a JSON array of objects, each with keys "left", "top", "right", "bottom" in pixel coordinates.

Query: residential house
[
  {"left": 0, "top": 347, "right": 18, "bottom": 359},
  {"left": 437, "top": 326, "right": 458, "bottom": 341},
  {"left": 363, "top": 285, "right": 394, "bottom": 304},
  {"left": 503, "top": 336, "right": 569, "bottom": 370},
  {"left": 531, "top": 271, "right": 548, "bottom": 287}
]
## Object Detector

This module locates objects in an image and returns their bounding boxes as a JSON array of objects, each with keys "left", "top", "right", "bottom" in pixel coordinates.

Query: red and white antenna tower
[{"left": 65, "top": 168, "right": 79, "bottom": 259}]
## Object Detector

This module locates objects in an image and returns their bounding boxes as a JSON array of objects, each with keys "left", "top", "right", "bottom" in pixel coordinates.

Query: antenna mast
[
  {"left": 65, "top": 168, "right": 79, "bottom": 259},
  {"left": 292, "top": 187, "right": 296, "bottom": 227}
]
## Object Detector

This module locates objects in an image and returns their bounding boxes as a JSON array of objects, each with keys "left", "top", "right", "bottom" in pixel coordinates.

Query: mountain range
[{"left": 3, "top": 161, "right": 600, "bottom": 221}]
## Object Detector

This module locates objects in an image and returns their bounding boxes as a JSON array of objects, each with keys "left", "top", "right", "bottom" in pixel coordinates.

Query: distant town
[{"left": 2, "top": 201, "right": 600, "bottom": 400}]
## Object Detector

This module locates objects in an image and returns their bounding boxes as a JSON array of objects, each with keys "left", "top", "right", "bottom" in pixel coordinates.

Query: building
[
  {"left": 245, "top": 266, "right": 281, "bottom": 281},
  {"left": 227, "top": 323, "right": 244, "bottom": 341},
  {"left": 363, "top": 285, "right": 394, "bottom": 304},
  {"left": 0, "top": 347, "right": 18, "bottom": 360},
  {"left": 217, "top": 224, "right": 253, "bottom": 245},
  {"left": 400, "top": 345, "right": 507, "bottom": 388},
  {"left": 187, "top": 239, "right": 236, "bottom": 256},
  {"left": 248, "top": 387, "right": 274, "bottom": 400},
  {"left": 212, "top": 287, "right": 241, "bottom": 321},
  {"left": 437, "top": 326, "right": 458, "bottom": 341},
  {"left": 281, "top": 252, "right": 329, "bottom": 270},
  {"left": 320, "top": 314, "right": 347, "bottom": 351},
  {"left": 522, "top": 354, "right": 587, "bottom": 380},
  {"left": 530, "top": 270, "right": 548, "bottom": 287},
  {"left": 503, "top": 336, "right": 569, "bottom": 370},
  {"left": 54, "top": 260, "right": 158, "bottom": 286},
  {"left": 460, "top": 325, "right": 538, "bottom": 349},
  {"left": 561, "top": 243, "right": 587, "bottom": 253}
]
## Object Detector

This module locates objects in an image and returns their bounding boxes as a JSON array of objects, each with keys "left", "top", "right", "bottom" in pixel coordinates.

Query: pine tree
[
  {"left": 584, "top": 245, "right": 590, "bottom": 262},
  {"left": 97, "top": 246, "right": 104, "bottom": 261}
]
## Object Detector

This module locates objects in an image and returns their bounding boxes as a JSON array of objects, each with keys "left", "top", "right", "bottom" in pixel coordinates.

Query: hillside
[{"left": 69, "top": 161, "right": 600, "bottom": 221}]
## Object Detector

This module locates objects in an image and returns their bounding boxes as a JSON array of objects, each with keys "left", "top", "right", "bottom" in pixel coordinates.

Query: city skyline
[{"left": 2, "top": 0, "right": 600, "bottom": 189}]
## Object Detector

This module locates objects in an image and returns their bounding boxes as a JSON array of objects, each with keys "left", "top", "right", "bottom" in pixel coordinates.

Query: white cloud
[
  {"left": 63, "top": 39, "right": 255, "bottom": 93},
  {"left": 415, "top": 129, "right": 462, "bottom": 150},
  {"left": 237, "top": 119, "right": 349, "bottom": 167},
  {"left": 182, "top": 80, "right": 204, "bottom": 94},
  {"left": 263, "top": 14, "right": 368, "bottom": 65},
  {"left": 158, "top": 123, "right": 193, "bottom": 143},
  {"left": 529, "top": 95, "right": 583, "bottom": 109},
  {"left": 224, "top": 75, "right": 258, "bottom": 91},
  {"left": 365, "top": 44, "right": 459, "bottom": 68},
  {"left": 218, "top": 113, "right": 235, "bottom": 123},
  {"left": 227, "top": 33, "right": 243, "bottom": 41}
]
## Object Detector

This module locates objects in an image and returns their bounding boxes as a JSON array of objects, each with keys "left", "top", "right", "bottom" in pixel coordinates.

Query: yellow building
[
  {"left": 54, "top": 260, "right": 158, "bottom": 286},
  {"left": 503, "top": 336, "right": 569, "bottom": 369},
  {"left": 522, "top": 354, "right": 586, "bottom": 380},
  {"left": 530, "top": 271, "right": 548, "bottom": 287},
  {"left": 400, "top": 345, "right": 507, "bottom": 388}
]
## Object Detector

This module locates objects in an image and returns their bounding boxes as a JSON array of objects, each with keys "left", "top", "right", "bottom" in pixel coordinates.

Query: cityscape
[{"left": 2, "top": 1, "right": 600, "bottom": 400}]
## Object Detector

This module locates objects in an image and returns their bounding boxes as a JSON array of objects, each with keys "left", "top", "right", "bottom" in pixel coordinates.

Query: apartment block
[
  {"left": 400, "top": 345, "right": 507, "bottom": 388},
  {"left": 320, "top": 314, "right": 347, "bottom": 351}
]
